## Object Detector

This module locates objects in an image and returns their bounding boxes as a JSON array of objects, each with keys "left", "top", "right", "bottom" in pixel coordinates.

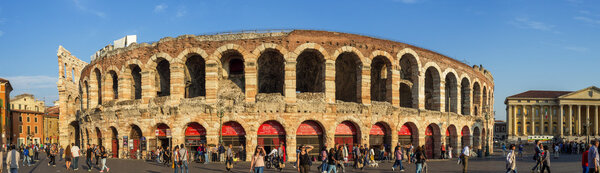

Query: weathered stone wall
[{"left": 57, "top": 30, "right": 495, "bottom": 161}]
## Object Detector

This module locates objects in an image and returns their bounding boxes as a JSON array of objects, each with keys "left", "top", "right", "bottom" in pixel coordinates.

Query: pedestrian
[
  {"left": 172, "top": 145, "right": 180, "bottom": 173},
  {"left": 554, "top": 144, "right": 560, "bottom": 159},
  {"left": 95, "top": 144, "right": 100, "bottom": 167},
  {"left": 297, "top": 145, "right": 313, "bottom": 173},
  {"left": 391, "top": 145, "right": 405, "bottom": 172},
  {"left": 49, "top": 144, "right": 57, "bottom": 167},
  {"left": 0, "top": 146, "right": 4, "bottom": 171},
  {"left": 327, "top": 147, "right": 338, "bottom": 173},
  {"left": 342, "top": 144, "right": 349, "bottom": 167},
  {"left": 589, "top": 140, "right": 600, "bottom": 173},
  {"left": 441, "top": 143, "right": 446, "bottom": 159},
  {"left": 336, "top": 145, "right": 345, "bottom": 173},
  {"left": 506, "top": 144, "right": 516, "bottom": 173},
  {"left": 461, "top": 145, "right": 470, "bottom": 173},
  {"left": 518, "top": 144, "right": 524, "bottom": 159},
  {"left": 226, "top": 144, "right": 234, "bottom": 172},
  {"left": 502, "top": 143, "right": 506, "bottom": 157},
  {"left": 71, "top": 143, "right": 81, "bottom": 170},
  {"left": 86, "top": 145, "right": 95, "bottom": 171},
  {"left": 6, "top": 145, "right": 20, "bottom": 173},
  {"left": 449, "top": 145, "right": 453, "bottom": 159},
  {"left": 319, "top": 146, "right": 329, "bottom": 172},
  {"left": 414, "top": 146, "right": 426, "bottom": 173},
  {"left": 532, "top": 140, "right": 542, "bottom": 172},
  {"left": 99, "top": 146, "right": 110, "bottom": 172},
  {"left": 584, "top": 144, "right": 591, "bottom": 173},
  {"left": 22, "top": 146, "right": 30, "bottom": 166},
  {"left": 179, "top": 144, "right": 189, "bottom": 173},
  {"left": 278, "top": 142, "right": 286, "bottom": 170},
  {"left": 541, "top": 145, "right": 551, "bottom": 173},
  {"left": 34, "top": 144, "right": 39, "bottom": 161},
  {"left": 164, "top": 146, "right": 171, "bottom": 166},
  {"left": 250, "top": 146, "right": 266, "bottom": 173},
  {"left": 65, "top": 145, "right": 72, "bottom": 171},
  {"left": 59, "top": 146, "right": 64, "bottom": 161}
]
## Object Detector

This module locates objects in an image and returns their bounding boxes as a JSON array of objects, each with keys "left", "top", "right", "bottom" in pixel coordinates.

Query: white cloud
[
  {"left": 72, "top": 0, "right": 106, "bottom": 18},
  {"left": 510, "top": 17, "right": 559, "bottom": 33},
  {"left": 5, "top": 75, "right": 57, "bottom": 90},
  {"left": 176, "top": 7, "right": 187, "bottom": 17},
  {"left": 574, "top": 16, "right": 600, "bottom": 24},
  {"left": 154, "top": 4, "right": 167, "bottom": 13}
]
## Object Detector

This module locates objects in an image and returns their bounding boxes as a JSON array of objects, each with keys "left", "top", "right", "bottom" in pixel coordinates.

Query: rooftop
[{"left": 507, "top": 90, "right": 572, "bottom": 99}]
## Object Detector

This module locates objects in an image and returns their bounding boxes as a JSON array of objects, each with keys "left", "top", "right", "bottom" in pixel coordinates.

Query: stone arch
[
  {"left": 332, "top": 46, "right": 367, "bottom": 64},
  {"left": 295, "top": 47, "right": 326, "bottom": 93},
  {"left": 460, "top": 77, "right": 471, "bottom": 115},
  {"left": 214, "top": 46, "right": 248, "bottom": 93},
  {"left": 396, "top": 48, "right": 422, "bottom": 70},
  {"left": 425, "top": 123, "right": 441, "bottom": 159},
  {"left": 369, "top": 50, "right": 395, "bottom": 65},
  {"left": 105, "top": 68, "right": 119, "bottom": 100},
  {"left": 295, "top": 119, "right": 326, "bottom": 157},
  {"left": 176, "top": 47, "right": 210, "bottom": 63},
  {"left": 252, "top": 43, "right": 290, "bottom": 61},
  {"left": 334, "top": 120, "right": 362, "bottom": 153},
  {"left": 154, "top": 123, "right": 172, "bottom": 149},
  {"left": 109, "top": 126, "right": 119, "bottom": 158},
  {"left": 398, "top": 122, "right": 419, "bottom": 147},
  {"left": 473, "top": 126, "right": 481, "bottom": 150},
  {"left": 257, "top": 120, "right": 287, "bottom": 152},
  {"left": 398, "top": 51, "right": 420, "bottom": 108},
  {"left": 335, "top": 51, "right": 363, "bottom": 103},
  {"left": 461, "top": 125, "right": 471, "bottom": 148},
  {"left": 369, "top": 121, "right": 392, "bottom": 152},
  {"left": 483, "top": 86, "right": 488, "bottom": 112},
  {"left": 444, "top": 70, "right": 458, "bottom": 113},
  {"left": 95, "top": 127, "right": 103, "bottom": 146},
  {"left": 128, "top": 124, "right": 144, "bottom": 158},
  {"left": 256, "top": 48, "right": 285, "bottom": 95},
  {"left": 423, "top": 62, "right": 442, "bottom": 111},
  {"left": 292, "top": 43, "right": 331, "bottom": 61},
  {"left": 82, "top": 80, "right": 89, "bottom": 109},
  {"left": 183, "top": 52, "right": 206, "bottom": 98},
  {"left": 68, "top": 121, "right": 81, "bottom": 147},
  {"left": 92, "top": 67, "right": 102, "bottom": 105},
  {"left": 445, "top": 124, "right": 458, "bottom": 155},
  {"left": 221, "top": 121, "right": 247, "bottom": 153},
  {"left": 472, "top": 81, "right": 481, "bottom": 116},
  {"left": 370, "top": 55, "right": 393, "bottom": 103},
  {"left": 155, "top": 57, "right": 172, "bottom": 97}
]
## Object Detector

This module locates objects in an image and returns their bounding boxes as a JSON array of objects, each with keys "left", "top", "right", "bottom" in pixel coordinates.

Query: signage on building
[
  {"left": 123, "top": 136, "right": 128, "bottom": 147},
  {"left": 527, "top": 135, "right": 553, "bottom": 142},
  {"left": 166, "top": 129, "right": 171, "bottom": 138}
]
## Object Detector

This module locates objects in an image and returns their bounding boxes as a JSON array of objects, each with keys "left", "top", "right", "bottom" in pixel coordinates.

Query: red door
[
  {"left": 131, "top": 139, "right": 139, "bottom": 159},
  {"left": 425, "top": 136, "right": 433, "bottom": 158},
  {"left": 111, "top": 139, "right": 118, "bottom": 158}
]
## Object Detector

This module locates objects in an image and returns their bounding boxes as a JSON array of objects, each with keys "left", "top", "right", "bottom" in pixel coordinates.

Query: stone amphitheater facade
[{"left": 56, "top": 30, "right": 495, "bottom": 160}]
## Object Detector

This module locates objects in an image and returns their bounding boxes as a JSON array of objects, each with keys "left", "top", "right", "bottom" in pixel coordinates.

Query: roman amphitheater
[{"left": 56, "top": 30, "right": 495, "bottom": 161}]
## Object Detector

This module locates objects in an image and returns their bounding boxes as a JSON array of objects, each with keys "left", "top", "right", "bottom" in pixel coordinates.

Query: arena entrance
[
  {"left": 296, "top": 120, "right": 324, "bottom": 158},
  {"left": 369, "top": 122, "right": 391, "bottom": 159},
  {"left": 155, "top": 124, "right": 171, "bottom": 150},
  {"left": 461, "top": 126, "right": 471, "bottom": 148},
  {"left": 129, "top": 125, "right": 144, "bottom": 159},
  {"left": 446, "top": 125, "right": 458, "bottom": 157},
  {"left": 425, "top": 124, "right": 441, "bottom": 159},
  {"left": 110, "top": 127, "right": 118, "bottom": 158},
  {"left": 185, "top": 122, "right": 207, "bottom": 152},
  {"left": 222, "top": 121, "right": 246, "bottom": 156},
  {"left": 335, "top": 121, "right": 359, "bottom": 160},
  {"left": 398, "top": 122, "right": 419, "bottom": 147},
  {"left": 257, "top": 121, "right": 286, "bottom": 157}
]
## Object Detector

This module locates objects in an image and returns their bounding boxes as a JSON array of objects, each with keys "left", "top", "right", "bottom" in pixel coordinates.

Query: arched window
[
  {"left": 156, "top": 59, "right": 170, "bottom": 97},
  {"left": 370, "top": 56, "right": 392, "bottom": 103},
  {"left": 130, "top": 65, "right": 142, "bottom": 99},
  {"left": 257, "top": 49, "right": 284, "bottom": 95},
  {"left": 335, "top": 52, "right": 361, "bottom": 103},
  {"left": 296, "top": 49, "right": 325, "bottom": 93},
  {"left": 424, "top": 67, "right": 440, "bottom": 111},
  {"left": 445, "top": 72, "right": 458, "bottom": 113},
  {"left": 185, "top": 55, "right": 206, "bottom": 98}
]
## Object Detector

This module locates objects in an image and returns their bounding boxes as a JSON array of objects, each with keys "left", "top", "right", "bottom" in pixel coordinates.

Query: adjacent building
[
  {"left": 44, "top": 106, "right": 59, "bottom": 144},
  {"left": 10, "top": 94, "right": 46, "bottom": 146},
  {"left": 505, "top": 86, "right": 600, "bottom": 143},
  {"left": 0, "top": 78, "right": 13, "bottom": 146},
  {"left": 493, "top": 120, "right": 507, "bottom": 142}
]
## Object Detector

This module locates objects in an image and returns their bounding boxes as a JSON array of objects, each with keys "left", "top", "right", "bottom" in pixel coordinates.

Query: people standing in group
[
  {"left": 71, "top": 143, "right": 81, "bottom": 170},
  {"left": 172, "top": 145, "right": 180, "bottom": 173},
  {"left": 250, "top": 146, "right": 266, "bottom": 173},
  {"left": 532, "top": 140, "right": 542, "bottom": 173},
  {"left": 6, "top": 145, "right": 20, "bottom": 173},
  {"left": 179, "top": 144, "right": 189, "bottom": 173},
  {"left": 414, "top": 146, "right": 426, "bottom": 173},
  {"left": 86, "top": 145, "right": 95, "bottom": 171},
  {"left": 506, "top": 144, "right": 516, "bottom": 173},
  {"left": 225, "top": 144, "right": 234, "bottom": 172},
  {"left": 297, "top": 145, "right": 313, "bottom": 173},
  {"left": 461, "top": 145, "right": 470, "bottom": 173},
  {"left": 99, "top": 146, "right": 110, "bottom": 172},
  {"left": 392, "top": 145, "right": 405, "bottom": 172},
  {"left": 65, "top": 145, "right": 72, "bottom": 171},
  {"left": 589, "top": 140, "right": 600, "bottom": 173},
  {"left": 541, "top": 145, "right": 551, "bottom": 173}
]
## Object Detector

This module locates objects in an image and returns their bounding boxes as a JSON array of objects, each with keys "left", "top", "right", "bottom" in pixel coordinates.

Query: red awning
[
  {"left": 258, "top": 121, "right": 286, "bottom": 135},
  {"left": 446, "top": 128, "right": 449, "bottom": 136},
  {"left": 156, "top": 124, "right": 169, "bottom": 137},
  {"left": 398, "top": 125, "right": 412, "bottom": 136},
  {"left": 296, "top": 121, "right": 323, "bottom": 135},
  {"left": 461, "top": 126, "right": 470, "bottom": 136},
  {"left": 369, "top": 123, "right": 386, "bottom": 135},
  {"left": 335, "top": 121, "right": 357, "bottom": 135},
  {"left": 222, "top": 122, "right": 246, "bottom": 136},
  {"left": 185, "top": 123, "right": 206, "bottom": 136}
]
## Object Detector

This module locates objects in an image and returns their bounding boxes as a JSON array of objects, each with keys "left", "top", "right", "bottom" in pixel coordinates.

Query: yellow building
[
  {"left": 505, "top": 86, "right": 600, "bottom": 143},
  {"left": 44, "top": 106, "right": 59, "bottom": 144},
  {"left": 11, "top": 94, "right": 45, "bottom": 112}
]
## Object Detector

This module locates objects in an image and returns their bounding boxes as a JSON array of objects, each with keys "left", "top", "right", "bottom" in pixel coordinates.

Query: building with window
[
  {"left": 0, "top": 78, "right": 13, "bottom": 146},
  {"left": 505, "top": 86, "right": 600, "bottom": 143},
  {"left": 11, "top": 109, "right": 44, "bottom": 146},
  {"left": 494, "top": 120, "right": 507, "bottom": 143},
  {"left": 44, "top": 105, "right": 59, "bottom": 144}
]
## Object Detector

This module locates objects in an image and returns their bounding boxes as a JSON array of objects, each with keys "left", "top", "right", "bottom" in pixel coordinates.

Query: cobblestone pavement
[{"left": 17, "top": 153, "right": 582, "bottom": 173}]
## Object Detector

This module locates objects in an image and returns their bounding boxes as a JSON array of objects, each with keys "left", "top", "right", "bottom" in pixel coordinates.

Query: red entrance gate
[
  {"left": 425, "top": 125, "right": 434, "bottom": 158},
  {"left": 296, "top": 121, "right": 323, "bottom": 157},
  {"left": 335, "top": 121, "right": 358, "bottom": 160}
]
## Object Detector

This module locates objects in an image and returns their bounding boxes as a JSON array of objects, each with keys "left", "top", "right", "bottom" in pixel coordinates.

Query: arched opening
[
  {"left": 94, "top": 68, "right": 102, "bottom": 104},
  {"left": 335, "top": 52, "right": 362, "bottom": 103},
  {"left": 71, "top": 68, "right": 75, "bottom": 81},
  {"left": 257, "top": 120, "right": 286, "bottom": 155},
  {"left": 110, "top": 126, "right": 119, "bottom": 158},
  {"left": 63, "top": 63, "right": 67, "bottom": 78},
  {"left": 369, "top": 122, "right": 391, "bottom": 160},
  {"left": 472, "top": 82, "right": 481, "bottom": 116},
  {"left": 96, "top": 127, "right": 103, "bottom": 146},
  {"left": 257, "top": 49, "right": 285, "bottom": 95},
  {"left": 222, "top": 121, "right": 246, "bottom": 158},
  {"left": 461, "top": 78, "right": 471, "bottom": 115},
  {"left": 446, "top": 125, "right": 458, "bottom": 158},
  {"left": 296, "top": 49, "right": 325, "bottom": 93},
  {"left": 473, "top": 127, "right": 481, "bottom": 151},
  {"left": 461, "top": 126, "right": 471, "bottom": 148},
  {"left": 425, "top": 124, "right": 441, "bottom": 159},
  {"left": 155, "top": 123, "right": 171, "bottom": 150},
  {"left": 185, "top": 55, "right": 206, "bottom": 98},
  {"left": 398, "top": 122, "right": 419, "bottom": 147},
  {"left": 483, "top": 87, "right": 488, "bottom": 112},
  {"left": 424, "top": 67, "right": 440, "bottom": 111},
  {"left": 84, "top": 81, "right": 89, "bottom": 109},
  {"left": 296, "top": 120, "right": 324, "bottom": 158},
  {"left": 129, "top": 124, "right": 144, "bottom": 159},
  {"left": 129, "top": 65, "right": 142, "bottom": 99},
  {"left": 220, "top": 51, "right": 245, "bottom": 92},
  {"left": 109, "top": 70, "right": 118, "bottom": 99},
  {"left": 370, "top": 56, "right": 392, "bottom": 103},
  {"left": 399, "top": 54, "right": 419, "bottom": 108},
  {"left": 69, "top": 121, "right": 81, "bottom": 147},
  {"left": 445, "top": 73, "right": 458, "bottom": 113},
  {"left": 335, "top": 121, "right": 360, "bottom": 160},
  {"left": 156, "top": 58, "right": 171, "bottom": 97},
  {"left": 184, "top": 122, "right": 207, "bottom": 153}
]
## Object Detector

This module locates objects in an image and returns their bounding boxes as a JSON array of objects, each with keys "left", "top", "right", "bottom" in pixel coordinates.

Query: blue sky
[{"left": 0, "top": 0, "right": 598, "bottom": 121}]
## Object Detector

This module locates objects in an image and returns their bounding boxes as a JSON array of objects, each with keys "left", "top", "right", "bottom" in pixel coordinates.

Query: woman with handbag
[
  {"left": 250, "top": 146, "right": 266, "bottom": 173},
  {"left": 297, "top": 145, "right": 313, "bottom": 173}
]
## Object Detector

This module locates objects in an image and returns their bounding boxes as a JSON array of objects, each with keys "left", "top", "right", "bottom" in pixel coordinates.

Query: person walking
[
  {"left": 584, "top": 144, "right": 591, "bottom": 173},
  {"left": 414, "top": 146, "right": 426, "bottom": 173},
  {"left": 71, "top": 143, "right": 81, "bottom": 171},
  {"left": 541, "top": 145, "right": 551, "bottom": 173},
  {"left": 65, "top": 145, "right": 72, "bottom": 171},
  {"left": 502, "top": 143, "right": 507, "bottom": 157},
  {"left": 164, "top": 146, "right": 171, "bottom": 166},
  {"left": 6, "top": 145, "right": 20, "bottom": 173},
  {"left": 250, "top": 146, "right": 266, "bottom": 173},
  {"left": 554, "top": 144, "right": 560, "bottom": 159},
  {"left": 589, "top": 140, "right": 600, "bottom": 173},
  {"left": 441, "top": 143, "right": 447, "bottom": 159},
  {"left": 518, "top": 144, "right": 524, "bottom": 159},
  {"left": 86, "top": 145, "right": 95, "bottom": 171},
  {"left": 59, "top": 146, "right": 64, "bottom": 161},
  {"left": 22, "top": 147, "right": 30, "bottom": 167},
  {"left": 461, "top": 145, "right": 470, "bottom": 173},
  {"left": 225, "top": 144, "right": 234, "bottom": 172},
  {"left": 95, "top": 144, "right": 100, "bottom": 167},
  {"left": 336, "top": 145, "right": 345, "bottom": 173},
  {"left": 179, "top": 144, "right": 189, "bottom": 173},
  {"left": 319, "top": 146, "right": 329, "bottom": 172},
  {"left": 392, "top": 145, "right": 405, "bottom": 172},
  {"left": 49, "top": 144, "right": 57, "bottom": 167},
  {"left": 327, "top": 148, "right": 338, "bottom": 173},
  {"left": 297, "top": 145, "right": 313, "bottom": 173},
  {"left": 99, "top": 146, "right": 110, "bottom": 172},
  {"left": 506, "top": 144, "right": 517, "bottom": 173},
  {"left": 342, "top": 144, "right": 349, "bottom": 168},
  {"left": 172, "top": 146, "right": 180, "bottom": 173},
  {"left": 532, "top": 141, "right": 542, "bottom": 172},
  {"left": 449, "top": 145, "right": 454, "bottom": 159}
]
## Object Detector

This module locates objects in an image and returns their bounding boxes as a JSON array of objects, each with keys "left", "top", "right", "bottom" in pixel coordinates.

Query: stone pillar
[
  {"left": 559, "top": 105, "right": 564, "bottom": 136},
  {"left": 530, "top": 106, "right": 534, "bottom": 135},
  {"left": 521, "top": 106, "right": 526, "bottom": 136},
  {"left": 141, "top": 71, "right": 156, "bottom": 103},
  {"left": 549, "top": 106, "right": 553, "bottom": 135},
  {"left": 391, "top": 67, "right": 400, "bottom": 106},
  {"left": 568, "top": 105, "right": 573, "bottom": 136},
  {"left": 244, "top": 59, "right": 257, "bottom": 102},
  {"left": 440, "top": 80, "right": 446, "bottom": 113},
  {"left": 205, "top": 60, "right": 219, "bottom": 104},
  {"left": 287, "top": 133, "right": 297, "bottom": 162},
  {"left": 418, "top": 74, "right": 425, "bottom": 110},
  {"left": 577, "top": 105, "right": 581, "bottom": 135},
  {"left": 540, "top": 106, "right": 544, "bottom": 135},
  {"left": 120, "top": 74, "right": 131, "bottom": 101},
  {"left": 508, "top": 105, "right": 513, "bottom": 136},
  {"left": 456, "top": 83, "right": 462, "bottom": 115},
  {"left": 360, "top": 64, "right": 371, "bottom": 105},
  {"left": 586, "top": 105, "right": 590, "bottom": 136},
  {"left": 595, "top": 105, "right": 598, "bottom": 136},
  {"left": 325, "top": 60, "right": 336, "bottom": 103},
  {"left": 170, "top": 62, "right": 185, "bottom": 99},
  {"left": 284, "top": 60, "right": 297, "bottom": 103}
]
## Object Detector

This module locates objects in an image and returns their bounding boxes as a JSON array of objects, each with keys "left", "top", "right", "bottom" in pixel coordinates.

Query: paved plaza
[{"left": 15, "top": 151, "right": 583, "bottom": 173}]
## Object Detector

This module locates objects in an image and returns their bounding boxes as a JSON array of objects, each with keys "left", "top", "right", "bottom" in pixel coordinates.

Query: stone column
[
  {"left": 284, "top": 60, "right": 297, "bottom": 104},
  {"left": 568, "top": 105, "right": 573, "bottom": 136},
  {"left": 119, "top": 74, "right": 131, "bottom": 101},
  {"left": 508, "top": 105, "right": 513, "bottom": 136},
  {"left": 170, "top": 62, "right": 185, "bottom": 99},
  {"left": 577, "top": 105, "right": 581, "bottom": 135},
  {"left": 559, "top": 105, "right": 564, "bottom": 136},
  {"left": 141, "top": 71, "right": 156, "bottom": 104},
  {"left": 325, "top": 60, "right": 336, "bottom": 103},
  {"left": 540, "top": 106, "right": 544, "bottom": 135},
  {"left": 549, "top": 106, "right": 553, "bottom": 135},
  {"left": 360, "top": 64, "right": 371, "bottom": 105},
  {"left": 244, "top": 59, "right": 257, "bottom": 102},
  {"left": 205, "top": 60, "right": 219, "bottom": 104},
  {"left": 586, "top": 105, "right": 590, "bottom": 136},
  {"left": 391, "top": 67, "right": 400, "bottom": 106},
  {"left": 521, "top": 106, "right": 526, "bottom": 136},
  {"left": 440, "top": 80, "right": 446, "bottom": 113},
  {"left": 530, "top": 106, "right": 535, "bottom": 135},
  {"left": 595, "top": 105, "right": 598, "bottom": 136},
  {"left": 456, "top": 83, "right": 462, "bottom": 115},
  {"left": 418, "top": 74, "right": 426, "bottom": 110}
]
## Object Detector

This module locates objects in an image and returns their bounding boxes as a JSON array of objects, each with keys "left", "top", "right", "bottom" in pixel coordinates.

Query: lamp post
[
  {"left": 587, "top": 116, "right": 591, "bottom": 145},
  {"left": 216, "top": 109, "right": 225, "bottom": 145}
]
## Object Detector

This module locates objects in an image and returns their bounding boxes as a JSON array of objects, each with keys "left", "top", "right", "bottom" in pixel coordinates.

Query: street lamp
[{"left": 215, "top": 108, "right": 225, "bottom": 145}]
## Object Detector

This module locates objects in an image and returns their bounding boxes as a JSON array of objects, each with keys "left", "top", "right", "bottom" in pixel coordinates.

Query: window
[
  {"left": 19, "top": 117, "right": 22, "bottom": 122},
  {"left": 34, "top": 118, "right": 37, "bottom": 122},
  {"left": 24, "top": 105, "right": 27, "bottom": 110},
  {"left": 518, "top": 100, "right": 521, "bottom": 103},
  {"left": 35, "top": 126, "right": 37, "bottom": 134},
  {"left": 19, "top": 126, "right": 22, "bottom": 133},
  {"left": 18, "top": 104, "right": 21, "bottom": 110},
  {"left": 27, "top": 117, "right": 30, "bottom": 122},
  {"left": 27, "top": 126, "right": 30, "bottom": 134}
]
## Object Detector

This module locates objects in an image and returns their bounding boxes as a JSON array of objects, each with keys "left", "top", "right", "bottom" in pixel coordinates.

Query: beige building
[
  {"left": 505, "top": 86, "right": 600, "bottom": 142},
  {"left": 11, "top": 94, "right": 45, "bottom": 112},
  {"left": 44, "top": 106, "right": 59, "bottom": 144}
]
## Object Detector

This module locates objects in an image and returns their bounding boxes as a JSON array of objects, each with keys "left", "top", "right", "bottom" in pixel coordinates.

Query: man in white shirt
[
  {"left": 506, "top": 144, "right": 516, "bottom": 173},
  {"left": 461, "top": 145, "right": 470, "bottom": 173},
  {"left": 6, "top": 145, "right": 19, "bottom": 173},
  {"left": 71, "top": 143, "right": 81, "bottom": 170},
  {"left": 179, "top": 144, "right": 189, "bottom": 173}
]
